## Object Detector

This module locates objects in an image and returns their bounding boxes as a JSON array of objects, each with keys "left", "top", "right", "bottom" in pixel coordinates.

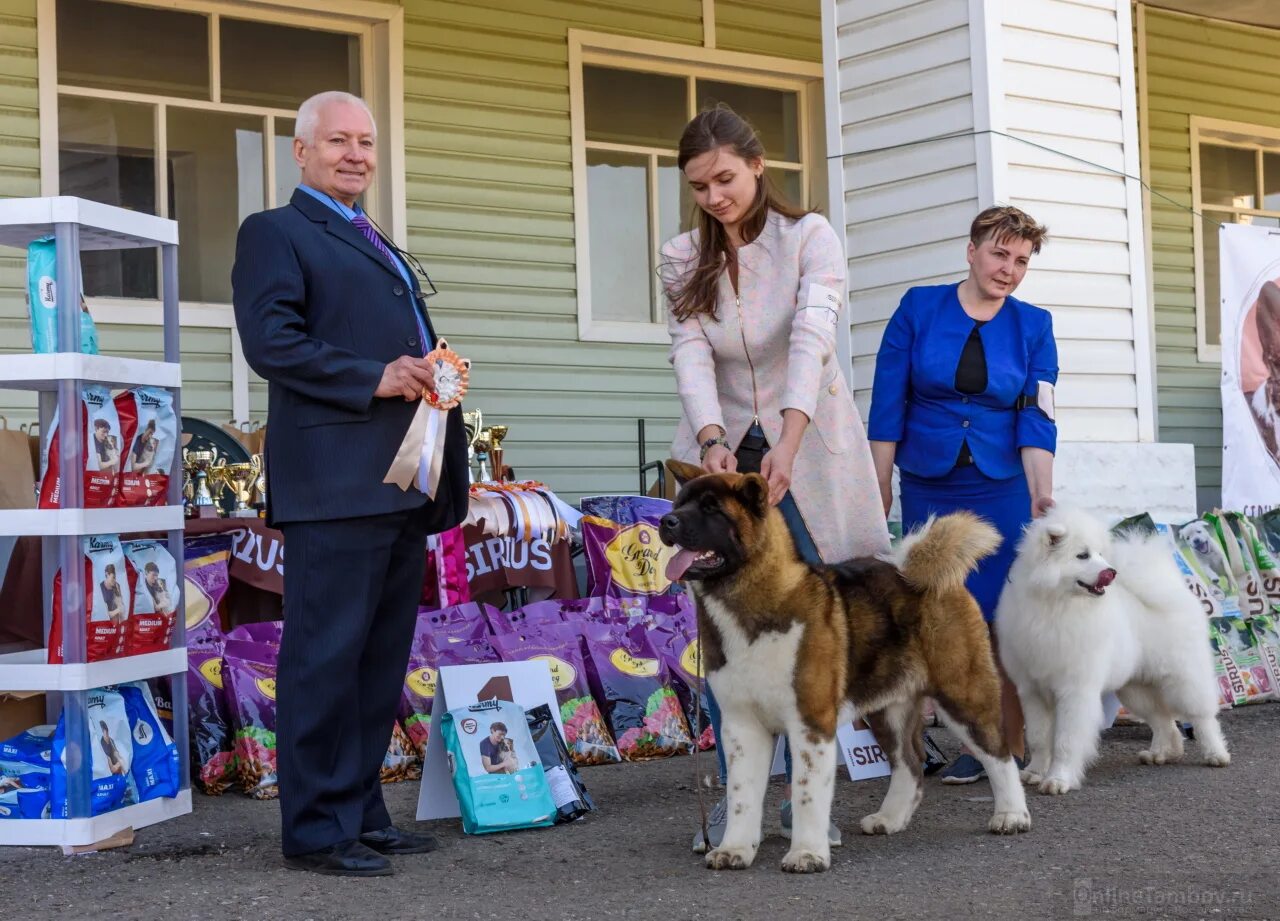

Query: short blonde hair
[{"left": 969, "top": 206, "right": 1048, "bottom": 254}]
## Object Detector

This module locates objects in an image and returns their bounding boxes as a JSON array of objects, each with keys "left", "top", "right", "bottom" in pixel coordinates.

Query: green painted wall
[
  {"left": 399, "top": 0, "right": 821, "bottom": 499},
  {"left": 1143, "top": 8, "right": 1280, "bottom": 512},
  {"left": 0, "top": 0, "right": 235, "bottom": 428},
  {"left": 0, "top": 0, "right": 822, "bottom": 501}
]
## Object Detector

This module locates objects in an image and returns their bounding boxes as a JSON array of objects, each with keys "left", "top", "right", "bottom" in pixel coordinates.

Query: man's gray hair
[{"left": 294, "top": 91, "right": 376, "bottom": 146}]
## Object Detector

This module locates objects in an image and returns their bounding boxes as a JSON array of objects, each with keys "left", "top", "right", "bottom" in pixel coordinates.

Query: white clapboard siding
[
  {"left": 999, "top": 0, "right": 1146, "bottom": 443},
  {"left": 833, "top": 0, "right": 1151, "bottom": 444},
  {"left": 834, "top": 0, "right": 980, "bottom": 403}
]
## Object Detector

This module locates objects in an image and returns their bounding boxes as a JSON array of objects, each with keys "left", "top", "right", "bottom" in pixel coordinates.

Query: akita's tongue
[{"left": 665, "top": 547, "right": 698, "bottom": 582}]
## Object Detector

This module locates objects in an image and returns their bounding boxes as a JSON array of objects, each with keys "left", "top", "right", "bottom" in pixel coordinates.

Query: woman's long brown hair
[{"left": 668, "top": 104, "right": 811, "bottom": 323}]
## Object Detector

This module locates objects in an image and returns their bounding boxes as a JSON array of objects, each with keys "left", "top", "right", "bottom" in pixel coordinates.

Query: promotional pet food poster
[{"left": 1220, "top": 223, "right": 1280, "bottom": 513}]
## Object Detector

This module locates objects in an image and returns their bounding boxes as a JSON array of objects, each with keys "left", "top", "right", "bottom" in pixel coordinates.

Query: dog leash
[{"left": 694, "top": 635, "right": 710, "bottom": 850}]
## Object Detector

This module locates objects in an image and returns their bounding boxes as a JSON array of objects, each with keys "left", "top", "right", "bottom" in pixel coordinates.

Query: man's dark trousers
[{"left": 276, "top": 504, "right": 430, "bottom": 857}]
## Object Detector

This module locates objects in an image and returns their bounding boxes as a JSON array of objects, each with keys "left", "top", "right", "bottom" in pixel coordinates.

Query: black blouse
[{"left": 954, "top": 320, "right": 987, "bottom": 465}]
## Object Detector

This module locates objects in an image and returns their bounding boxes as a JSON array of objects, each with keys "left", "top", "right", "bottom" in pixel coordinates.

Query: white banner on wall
[{"left": 1219, "top": 223, "right": 1280, "bottom": 515}]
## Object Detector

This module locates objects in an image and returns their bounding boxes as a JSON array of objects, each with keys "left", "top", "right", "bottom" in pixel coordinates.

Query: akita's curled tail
[{"left": 885, "top": 511, "right": 1002, "bottom": 593}]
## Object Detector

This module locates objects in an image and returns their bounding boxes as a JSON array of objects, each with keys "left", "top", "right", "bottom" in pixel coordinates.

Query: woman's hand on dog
[
  {"left": 761, "top": 443, "right": 797, "bottom": 506},
  {"left": 702, "top": 444, "right": 738, "bottom": 475},
  {"left": 1032, "top": 494, "right": 1055, "bottom": 518}
]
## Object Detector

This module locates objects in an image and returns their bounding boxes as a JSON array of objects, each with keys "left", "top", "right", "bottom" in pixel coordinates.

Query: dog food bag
[
  {"left": 440, "top": 700, "right": 556, "bottom": 835},
  {"left": 579, "top": 495, "right": 682, "bottom": 598},
  {"left": 226, "top": 621, "right": 283, "bottom": 646},
  {"left": 114, "top": 388, "right": 178, "bottom": 507},
  {"left": 1209, "top": 616, "right": 1276, "bottom": 704},
  {"left": 48, "top": 534, "right": 131, "bottom": 664},
  {"left": 1231, "top": 514, "right": 1280, "bottom": 610},
  {"left": 1207, "top": 617, "right": 1250, "bottom": 709},
  {"left": 487, "top": 600, "right": 567, "bottom": 637},
  {"left": 652, "top": 621, "right": 715, "bottom": 752},
  {"left": 117, "top": 681, "right": 182, "bottom": 802},
  {"left": 1254, "top": 509, "right": 1280, "bottom": 556},
  {"left": 0, "top": 726, "right": 53, "bottom": 821},
  {"left": 524, "top": 703, "right": 595, "bottom": 823},
  {"left": 1250, "top": 613, "right": 1280, "bottom": 693},
  {"left": 381, "top": 721, "right": 421, "bottom": 784},
  {"left": 222, "top": 639, "right": 279, "bottom": 799},
  {"left": 50, "top": 688, "right": 134, "bottom": 817},
  {"left": 122, "top": 540, "right": 179, "bottom": 657},
  {"left": 1110, "top": 512, "right": 1158, "bottom": 538},
  {"left": 39, "top": 384, "right": 122, "bottom": 509},
  {"left": 188, "top": 641, "right": 236, "bottom": 795},
  {"left": 1211, "top": 513, "right": 1271, "bottom": 619},
  {"left": 399, "top": 636, "right": 498, "bottom": 758},
  {"left": 1173, "top": 521, "right": 1238, "bottom": 617},
  {"left": 25, "top": 236, "right": 98, "bottom": 355},
  {"left": 419, "top": 602, "right": 495, "bottom": 645},
  {"left": 582, "top": 622, "right": 694, "bottom": 761},
  {"left": 185, "top": 535, "right": 232, "bottom": 648},
  {"left": 492, "top": 626, "right": 621, "bottom": 766}
]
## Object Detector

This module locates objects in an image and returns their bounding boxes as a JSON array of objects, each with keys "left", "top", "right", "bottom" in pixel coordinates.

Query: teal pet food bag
[
  {"left": 441, "top": 700, "right": 555, "bottom": 835},
  {"left": 26, "top": 237, "right": 98, "bottom": 354}
]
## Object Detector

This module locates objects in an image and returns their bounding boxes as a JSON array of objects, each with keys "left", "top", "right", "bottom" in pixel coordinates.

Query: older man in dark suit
[{"left": 232, "top": 90, "right": 468, "bottom": 877}]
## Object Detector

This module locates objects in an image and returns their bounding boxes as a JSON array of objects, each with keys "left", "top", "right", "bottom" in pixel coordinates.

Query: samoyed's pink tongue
[{"left": 665, "top": 548, "right": 697, "bottom": 582}]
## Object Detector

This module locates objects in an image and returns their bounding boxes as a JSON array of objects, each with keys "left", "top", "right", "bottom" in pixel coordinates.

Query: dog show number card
[
  {"left": 416, "top": 660, "right": 561, "bottom": 821},
  {"left": 769, "top": 720, "right": 892, "bottom": 782}
]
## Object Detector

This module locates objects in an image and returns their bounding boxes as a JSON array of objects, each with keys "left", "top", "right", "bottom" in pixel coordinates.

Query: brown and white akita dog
[{"left": 659, "top": 461, "right": 1031, "bottom": 874}]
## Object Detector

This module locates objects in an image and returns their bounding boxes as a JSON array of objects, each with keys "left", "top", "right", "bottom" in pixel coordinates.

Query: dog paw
[
  {"left": 988, "top": 809, "right": 1032, "bottom": 835},
  {"left": 781, "top": 848, "right": 830, "bottom": 874},
  {"left": 1019, "top": 768, "right": 1045, "bottom": 786},
  {"left": 705, "top": 845, "right": 755, "bottom": 871},
  {"left": 860, "top": 811, "right": 909, "bottom": 836},
  {"left": 1038, "top": 776, "right": 1075, "bottom": 796},
  {"left": 1204, "top": 751, "right": 1231, "bottom": 767},
  {"left": 1138, "top": 748, "right": 1180, "bottom": 765}
]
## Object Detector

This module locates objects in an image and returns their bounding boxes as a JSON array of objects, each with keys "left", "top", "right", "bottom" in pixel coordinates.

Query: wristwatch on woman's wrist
[{"left": 699, "top": 432, "right": 731, "bottom": 462}]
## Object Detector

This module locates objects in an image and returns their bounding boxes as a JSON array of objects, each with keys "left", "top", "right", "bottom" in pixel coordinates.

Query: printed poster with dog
[{"left": 1220, "top": 223, "right": 1280, "bottom": 513}]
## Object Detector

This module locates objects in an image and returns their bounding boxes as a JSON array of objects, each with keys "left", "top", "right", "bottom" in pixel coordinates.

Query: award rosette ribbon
[{"left": 383, "top": 339, "right": 470, "bottom": 498}]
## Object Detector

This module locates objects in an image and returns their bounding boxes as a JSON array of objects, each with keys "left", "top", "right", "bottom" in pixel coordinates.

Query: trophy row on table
[
  {"left": 184, "top": 452, "right": 266, "bottom": 518},
  {"left": 463, "top": 410, "right": 510, "bottom": 483}
]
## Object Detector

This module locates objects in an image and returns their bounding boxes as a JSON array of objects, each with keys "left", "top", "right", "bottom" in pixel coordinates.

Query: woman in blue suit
[{"left": 868, "top": 206, "right": 1057, "bottom": 784}]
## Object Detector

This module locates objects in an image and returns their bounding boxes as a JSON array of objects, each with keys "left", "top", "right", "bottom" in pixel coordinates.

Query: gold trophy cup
[
  {"left": 187, "top": 451, "right": 221, "bottom": 518},
  {"left": 250, "top": 453, "right": 267, "bottom": 515},
  {"left": 473, "top": 431, "right": 492, "bottom": 483},
  {"left": 487, "top": 425, "right": 508, "bottom": 482},
  {"left": 225, "top": 462, "right": 258, "bottom": 517},
  {"left": 462, "top": 409, "right": 483, "bottom": 483}
]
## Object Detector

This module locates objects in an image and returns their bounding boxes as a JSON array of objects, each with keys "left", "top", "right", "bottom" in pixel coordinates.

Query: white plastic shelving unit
[{"left": 0, "top": 196, "right": 190, "bottom": 846}]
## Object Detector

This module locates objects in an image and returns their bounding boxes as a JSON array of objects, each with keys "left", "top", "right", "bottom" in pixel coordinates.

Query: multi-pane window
[
  {"left": 54, "top": 0, "right": 361, "bottom": 304},
  {"left": 579, "top": 63, "right": 807, "bottom": 330},
  {"left": 1194, "top": 126, "right": 1280, "bottom": 351}
]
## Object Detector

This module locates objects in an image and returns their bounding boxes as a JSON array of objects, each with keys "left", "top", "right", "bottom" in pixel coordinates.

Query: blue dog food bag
[
  {"left": 441, "top": 700, "right": 555, "bottom": 835},
  {"left": 51, "top": 688, "right": 133, "bottom": 817},
  {"left": 0, "top": 726, "right": 54, "bottom": 820},
  {"left": 26, "top": 237, "right": 99, "bottom": 354},
  {"left": 118, "top": 681, "right": 182, "bottom": 803}
]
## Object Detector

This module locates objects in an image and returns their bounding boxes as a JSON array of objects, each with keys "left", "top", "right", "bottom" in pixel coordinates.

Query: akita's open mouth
[{"left": 665, "top": 546, "right": 724, "bottom": 581}]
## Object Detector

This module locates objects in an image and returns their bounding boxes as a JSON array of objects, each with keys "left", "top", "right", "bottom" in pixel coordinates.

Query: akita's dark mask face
[{"left": 658, "top": 463, "right": 768, "bottom": 582}]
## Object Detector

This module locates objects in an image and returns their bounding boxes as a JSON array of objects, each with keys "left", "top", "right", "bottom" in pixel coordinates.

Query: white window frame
[
  {"left": 1189, "top": 115, "right": 1280, "bottom": 365},
  {"left": 568, "top": 30, "right": 822, "bottom": 345},
  {"left": 36, "top": 0, "right": 405, "bottom": 422}
]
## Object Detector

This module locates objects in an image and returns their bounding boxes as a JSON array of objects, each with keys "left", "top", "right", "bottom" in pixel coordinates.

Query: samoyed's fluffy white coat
[{"left": 994, "top": 506, "right": 1230, "bottom": 795}]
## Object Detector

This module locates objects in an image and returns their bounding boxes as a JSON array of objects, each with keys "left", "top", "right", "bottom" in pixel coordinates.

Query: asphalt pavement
[{"left": 1, "top": 704, "right": 1277, "bottom": 921}]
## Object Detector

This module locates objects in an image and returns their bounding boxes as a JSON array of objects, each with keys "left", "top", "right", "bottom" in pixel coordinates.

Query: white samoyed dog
[{"left": 995, "top": 506, "right": 1230, "bottom": 796}]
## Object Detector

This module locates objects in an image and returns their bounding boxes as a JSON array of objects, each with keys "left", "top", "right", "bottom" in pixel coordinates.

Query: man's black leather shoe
[
  {"left": 283, "top": 840, "right": 392, "bottom": 877},
  {"left": 359, "top": 825, "right": 441, "bottom": 855}
]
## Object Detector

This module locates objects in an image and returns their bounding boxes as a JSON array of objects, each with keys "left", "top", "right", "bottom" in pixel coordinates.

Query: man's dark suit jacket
[{"left": 231, "top": 189, "right": 468, "bottom": 530}]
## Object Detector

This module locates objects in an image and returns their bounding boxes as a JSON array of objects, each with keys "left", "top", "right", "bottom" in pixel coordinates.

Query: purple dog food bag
[{"left": 492, "top": 625, "right": 620, "bottom": 766}]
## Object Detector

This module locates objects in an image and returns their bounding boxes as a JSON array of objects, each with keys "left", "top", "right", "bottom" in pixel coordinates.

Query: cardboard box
[{"left": 0, "top": 691, "right": 47, "bottom": 740}]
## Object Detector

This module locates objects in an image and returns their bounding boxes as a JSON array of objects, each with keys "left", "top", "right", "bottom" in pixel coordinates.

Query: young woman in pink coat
[{"left": 661, "top": 105, "right": 890, "bottom": 853}]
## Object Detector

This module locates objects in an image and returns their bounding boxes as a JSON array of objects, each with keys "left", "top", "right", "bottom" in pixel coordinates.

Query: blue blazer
[
  {"left": 231, "top": 189, "right": 468, "bottom": 527},
  {"left": 867, "top": 283, "right": 1058, "bottom": 480}
]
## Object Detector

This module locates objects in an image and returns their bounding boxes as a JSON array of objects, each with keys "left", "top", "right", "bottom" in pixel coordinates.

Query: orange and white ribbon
[{"left": 383, "top": 340, "right": 470, "bottom": 498}]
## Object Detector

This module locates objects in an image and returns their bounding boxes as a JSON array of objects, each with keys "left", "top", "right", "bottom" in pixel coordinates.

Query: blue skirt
[{"left": 900, "top": 465, "right": 1030, "bottom": 623}]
